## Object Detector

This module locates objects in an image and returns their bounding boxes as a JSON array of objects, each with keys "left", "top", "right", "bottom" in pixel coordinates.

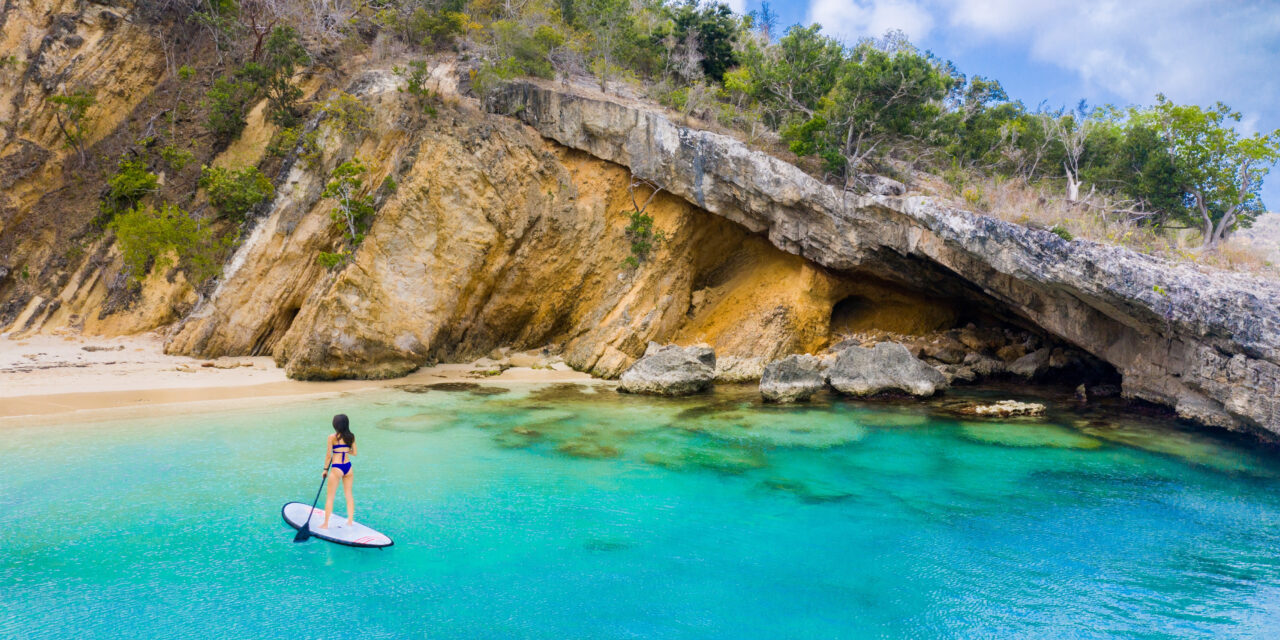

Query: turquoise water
[{"left": 4, "top": 383, "right": 1280, "bottom": 639}]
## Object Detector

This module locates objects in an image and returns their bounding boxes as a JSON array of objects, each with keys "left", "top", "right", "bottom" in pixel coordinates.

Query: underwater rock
[
  {"left": 525, "top": 383, "right": 593, "bottom": 403},
  {"left": 760, "top": 354, "right": 826, "bottom": 403},
  {"left": 395, "top": 382, "right": 509, "bottom": 396},
  {"left": 959, "top": 400, "right": 1047, "bottom": 417},
  {"left": 377, "top": 412, "right": 467, "bottom": 433},
  {"left": 827, "top": 342, "right": 948, "bottom": 398},
  {"left": 643, "top": 445, "right": 767, "bottom": 475},
  {"left": 958, "top": 421, "right": 1104, "bottom": 449},
  {"left": 618, "top": 343, "right": 716, "bottom": 396},
  {"left": 556, "top": 438, "right": 622, "bottom": 459},
  {"left": 761, "top": 477, "right": 854, "bottom": 503}
]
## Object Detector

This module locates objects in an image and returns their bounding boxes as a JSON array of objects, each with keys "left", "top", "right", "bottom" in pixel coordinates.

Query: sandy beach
[{"left": 0, "top": 333, "right": 598, "bottom": 418}]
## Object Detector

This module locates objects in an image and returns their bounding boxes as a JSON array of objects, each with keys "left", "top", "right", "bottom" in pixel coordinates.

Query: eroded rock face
[
  {"left": 826, "top": 342, "right": 948, "bottom": 397},
  {"left": 166, "top": 71, "right": 856, "bottom": 379},
  {"left": 760, "top": 354, "right": 826, "bottom": 403},
  {"left": 617, "top": 343, "right": 715, "bottom": 396},
  {"left": 492, "top": 81, "right": 1280, "bottom": 438}
]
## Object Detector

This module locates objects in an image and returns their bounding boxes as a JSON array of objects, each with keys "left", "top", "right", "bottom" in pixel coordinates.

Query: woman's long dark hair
[{"left": 332, "top": 414, "right": 355, "bottom": 446}]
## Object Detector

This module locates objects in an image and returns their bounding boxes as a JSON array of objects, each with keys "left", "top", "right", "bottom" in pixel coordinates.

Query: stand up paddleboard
[{"left": 281, "top": 502, "right": 394, "bottom": 548}]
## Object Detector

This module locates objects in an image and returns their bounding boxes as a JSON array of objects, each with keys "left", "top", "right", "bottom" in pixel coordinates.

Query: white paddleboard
[{"left": 282, "top": 502, "right": 394, "bottom": 548}]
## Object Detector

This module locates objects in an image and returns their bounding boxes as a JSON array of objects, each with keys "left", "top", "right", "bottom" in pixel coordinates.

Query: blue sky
[{"left": 725, "top": 0, "right": 1280, "bottom": 207}]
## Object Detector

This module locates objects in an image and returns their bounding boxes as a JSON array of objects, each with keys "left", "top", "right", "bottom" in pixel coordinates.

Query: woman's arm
[
  {"left": 322, "top": 435, "right": 333, "bottom": 472},
  {"left": 350, "top": 441, "right": 357, "bottom": 457}
]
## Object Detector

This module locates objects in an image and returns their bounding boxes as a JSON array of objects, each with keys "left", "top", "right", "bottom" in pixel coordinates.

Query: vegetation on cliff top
[
  {"left": 45, "top": 0, "right": 1276, "bottom": 278},
  {"left": 169, "top": 0, "right": 1275, "bottom": 263}
]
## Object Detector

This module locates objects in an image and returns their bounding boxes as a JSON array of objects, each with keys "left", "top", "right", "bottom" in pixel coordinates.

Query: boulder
[
  {"left": 617, "top": 343, "right": 715, "bottom": 396},
  {"left": 827, "top": 342, "right": 949, "bottom": 397},
  {"left": 996, "top": 343, "right": 1028, "bottom": 362},
  {"left": 715, "top": 355, "right": 766, "bottom": 383},
  {"left": 963, "top": 352, "right": 1006, "bottom": 377},
  {"left": 760, "top": 354, "right": 827, "bottom": 403},
  {"left": 1009, "top": 348, "right": 1051, "bottom": 379},
  {"left": 936, "top": 364, "right": 977, "bottom": 384}
]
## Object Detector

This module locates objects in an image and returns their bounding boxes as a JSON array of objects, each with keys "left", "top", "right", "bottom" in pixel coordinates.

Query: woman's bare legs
[
  {"left": 321, "top": 468, "right": 342, "bottom": 529},
  {"left": 343, "top": 471, "right": 355, "bottom": 525}
]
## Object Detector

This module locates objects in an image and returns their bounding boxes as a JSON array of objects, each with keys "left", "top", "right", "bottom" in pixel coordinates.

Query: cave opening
[{"left": 826, "top": 278, "right": 1121, "bottom": 390}]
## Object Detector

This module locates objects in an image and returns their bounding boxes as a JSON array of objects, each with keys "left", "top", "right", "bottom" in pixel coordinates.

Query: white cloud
[
  {"left": 722, "top": 0, "right": 747, "bottom": 15},
  {"left": 800, "top": 0, "right": 1280, "bottom": 126},
  {"left": 940, "top": 0, "right": 1280, "bottom": 113},
  {"left": 806, "top": 0, "right": 935, "bottom": 44}
]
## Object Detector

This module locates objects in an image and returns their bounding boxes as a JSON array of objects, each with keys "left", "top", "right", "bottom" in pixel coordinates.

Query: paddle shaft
[{"left": 294, "top": 462, "right": 331, "bottom": 541}]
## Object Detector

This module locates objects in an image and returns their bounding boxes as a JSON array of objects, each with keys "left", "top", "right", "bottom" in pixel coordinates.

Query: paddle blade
[{"left": 293, "top": 524, "right": 312, "bottom": 542}]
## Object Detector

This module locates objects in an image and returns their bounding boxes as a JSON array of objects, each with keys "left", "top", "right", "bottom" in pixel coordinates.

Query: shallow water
[{"left": 4, "top": 384, "right": 1280, "bottom": 638}]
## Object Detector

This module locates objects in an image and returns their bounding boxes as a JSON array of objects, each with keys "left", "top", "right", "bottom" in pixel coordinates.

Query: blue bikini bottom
[{"left": 331, "top": 462, "right": 352, "bottom": 475}]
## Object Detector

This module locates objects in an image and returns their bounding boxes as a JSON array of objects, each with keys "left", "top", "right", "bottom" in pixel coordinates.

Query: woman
[{"left": 321, "top": 414, "right": 357, "bottom": 529}]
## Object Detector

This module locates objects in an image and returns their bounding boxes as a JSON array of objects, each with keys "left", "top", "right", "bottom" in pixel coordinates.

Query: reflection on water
[{"left": 4, "top": 382, "right": 1280, "bottom": 639}]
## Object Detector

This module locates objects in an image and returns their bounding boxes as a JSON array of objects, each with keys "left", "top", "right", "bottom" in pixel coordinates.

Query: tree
[
  {"left": 1043, "top": 102, "right": 1105, "bottom": 202},
  {"left": 668, "top": 1, "right": 738, "bottom": 82},
  {"left": 579, "top": 0, "right": 632, "bottom": 93},
  {"left": 784, "top": 37, "right": 956, "bottom": 185},
  {"left": 321, "top": 157, "right": 376, "bottom": 260},
  {"left": 1084, "top": 121, "right": 1188, "bottom": 226},
  {"left": 260, "top": 25, "right": 310, "bottom": 127},
  {"left": 739, "top": 24, "right": 844, "bottom": 128},
  {"left": 205, "top": 72, "right": 259, "bottom": 141},
  {"left": 48, "top": 90, "right": 95, "bottom": 167},
  {"left": 749, "top": 1, "right": 777, "bottom": 40},
  {"left": 1143, "top": 95, "right": 1280, "bottom": 248}
]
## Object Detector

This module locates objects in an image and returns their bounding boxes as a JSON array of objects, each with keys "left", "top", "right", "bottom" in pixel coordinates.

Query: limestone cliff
[
  {"left": 490, "top": 81, "right": 1280, "bottom": 438},
  {"left": 166, "top": 71, "right": 860, "bottom": 379}
]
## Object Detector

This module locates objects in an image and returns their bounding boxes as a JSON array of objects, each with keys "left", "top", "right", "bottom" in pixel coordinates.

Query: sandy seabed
[{"left": 0, "top": 332, "right": 597, "bottom": 419}]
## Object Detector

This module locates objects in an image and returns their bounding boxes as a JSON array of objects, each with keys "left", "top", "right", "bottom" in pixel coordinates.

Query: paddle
[{"left": 293, "top": 463, "right": 331, "bottom": 543}]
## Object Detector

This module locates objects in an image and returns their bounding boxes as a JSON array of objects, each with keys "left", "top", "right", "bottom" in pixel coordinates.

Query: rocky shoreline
[{"left": 492, "top": 81, "right": 1280, "bottom": 440}]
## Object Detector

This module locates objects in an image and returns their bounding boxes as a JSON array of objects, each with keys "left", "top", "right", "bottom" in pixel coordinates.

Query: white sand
[{"left": 0, "top": 333, "right": 598, "bottom": 418}]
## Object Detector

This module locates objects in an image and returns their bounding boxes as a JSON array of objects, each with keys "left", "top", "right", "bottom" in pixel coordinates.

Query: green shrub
[
  {"left": 261, "top": 26, "right": 310, "bottom": 127},
  {"left": 48, "top": 90, "right": 95, "bottom": 153},
  {"left": 160, "top": 145, "right": 195, "bottom": 171},
  {"left": 109, "top": 203, "right": 224, "bottom": 283},
  {"left": 101, "top": 156, "right": 159, "bottom": 219},
  {"left": 319, "top": 92, "right": 373, "bottom": 138},
  {"left": 317, "top": 250, "right": 351, "bottom": 269},
  {"left": 1050, "top": 224, "right": 1074, "bottom": 242},
  {"left": 394, "top": 61, "right": 439, "bottom": 116},
  {"left": 318, "top": 157, "right": 376, "bottom": 266},
  {"left": 199, "top": 165, "right": 274, "bottom": 221},
  {"left": 383, "top": 8, "right": 471, "bottom": 49},
  {"left": 205, "top": 75, "right": 258, "bottom": 141},
  {"left": 268, "top": 126, "right": 322, "bottom": 169},
  {"left": 623, "top": 209, "right": 665, "bottom": 268}
]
